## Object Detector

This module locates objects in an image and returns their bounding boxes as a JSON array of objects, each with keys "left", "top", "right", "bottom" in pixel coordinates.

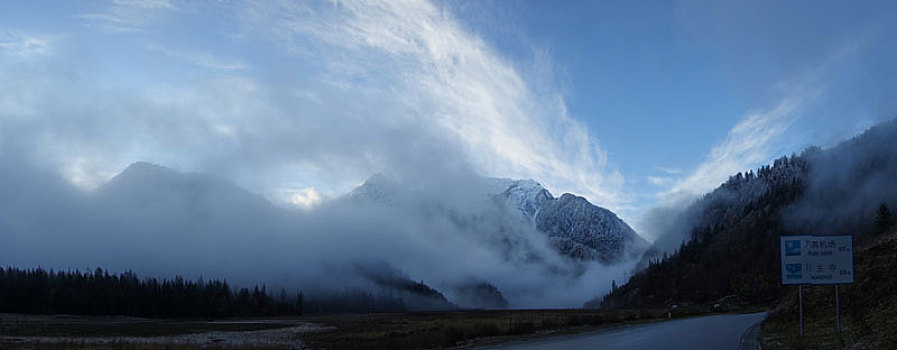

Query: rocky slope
[{"left": 490, "top": 179, "right": 648, "bottom": 264}]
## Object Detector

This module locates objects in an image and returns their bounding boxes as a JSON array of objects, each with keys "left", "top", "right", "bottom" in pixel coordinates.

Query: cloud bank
[
  {"left": 0, "top": 145, "right": 633, "bottom": 308},
  {"left": 0, "top": 1, "right": 636, "bottom": 307},
  {"left": 1, "top": 0, "right": 626, "bottom": 216}
]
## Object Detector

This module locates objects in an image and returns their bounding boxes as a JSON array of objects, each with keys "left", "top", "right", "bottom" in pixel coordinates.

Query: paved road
[{"left": 480, "top": 312, "right": 767, "bottom": 350}]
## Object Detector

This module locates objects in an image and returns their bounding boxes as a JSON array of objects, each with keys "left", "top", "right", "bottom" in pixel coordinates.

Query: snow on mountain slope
[
  {"left": 349, "top": 175, "right": 648, "bottom": 264},
  {"left": 540, "top": 194, "right": 648, "bottom": 263},
  {"left": 489, "top": 179, "right": 648, "bottom": 264},
  {"left": 488, "top": 179, "right": 554, "bottom": 229},
  {"left": 343, "top": 173, "right": 402, "bottom": 204}
]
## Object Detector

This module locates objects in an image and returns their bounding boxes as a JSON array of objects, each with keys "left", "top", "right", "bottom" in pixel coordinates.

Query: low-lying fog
[{"left": 0, "top": 144, "right": 638, "bottom": 309}]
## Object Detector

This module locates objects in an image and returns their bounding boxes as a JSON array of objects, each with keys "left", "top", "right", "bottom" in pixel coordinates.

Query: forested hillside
[
  {"left": 590, "top": 155, "right": 808, "bottom": 308},
  {"left": 590, "top": 119, "right": 897, "bottom": 309}
]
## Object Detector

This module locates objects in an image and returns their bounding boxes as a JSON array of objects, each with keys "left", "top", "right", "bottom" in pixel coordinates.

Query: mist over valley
[{"left": 2, "top": 1, "right": 897, "bottom": 349}]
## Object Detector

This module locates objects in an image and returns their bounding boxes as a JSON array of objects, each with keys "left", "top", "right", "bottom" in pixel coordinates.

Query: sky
[{"left": 2, "top": 0, "right": 896, "bottom": 240}]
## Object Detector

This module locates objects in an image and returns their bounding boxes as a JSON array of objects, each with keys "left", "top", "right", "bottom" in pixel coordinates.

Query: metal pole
[
  {"left": 799, "top": 284, "right": 804, "bottom": 337},
  {"left": 836, "top": 284, "right": 841, "bottom": 333}
]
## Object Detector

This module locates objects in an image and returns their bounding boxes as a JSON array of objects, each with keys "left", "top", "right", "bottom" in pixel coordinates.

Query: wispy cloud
[
  {"left": 147, "top": 45, "right": 248, "bottom": 71},
  {"left": 77, "top": 0, "right": 177, "bottom": 33},
  {"left": 238, "top": 0, "right": 626, "bottom": 210},
  {"left": 663, "top": 96, "right": 803, "bottom": 201},
  {"left": 645, "top": 176, "right": 668, "bottom": 186},
  {"left": 634, "top": 38, "right": 870, "bottom": 241},
  {"left": 645, "top": 167, "right": 681, "bottom": 187},
  {"left": 657, "top": 38, "right": 867, "bottom": 205},
  {"left": 2, "top": 1, "right": 628, "bottom": 215},
  {"left": 654, "top": 167, "right": 682, "bottom": 175},
  {"left": 0, "top": 29, "right": 55, "bottom": 58},
  {"left": 633, "top": 93, "right": 807, "bottom": 241}
]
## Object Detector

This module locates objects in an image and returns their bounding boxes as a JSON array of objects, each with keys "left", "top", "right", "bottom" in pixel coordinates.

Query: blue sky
[{"left": 1, "top": 0, "right": 895, "bottom": 238}]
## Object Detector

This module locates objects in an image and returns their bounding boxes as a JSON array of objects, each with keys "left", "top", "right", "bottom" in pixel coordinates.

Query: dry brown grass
[
  {"left": 297, "top": 308, "right": 708, "bottom": 349},
  {"left": 0, "top": 306, "right": 718, "bottom": 349}
]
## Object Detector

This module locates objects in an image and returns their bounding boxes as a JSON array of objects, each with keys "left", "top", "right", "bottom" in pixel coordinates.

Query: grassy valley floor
[{"left": 0, "top": 307, "right": 720, "bottom": 349}]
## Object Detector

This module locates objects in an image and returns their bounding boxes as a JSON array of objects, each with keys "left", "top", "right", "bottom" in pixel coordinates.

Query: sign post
[
  {"left": 780, "top": 235, "right": 854, "bottom": 337},
  {"left": 835, "top": 284, "right": 841, "bottom": 333},
  {"left": 799, "top": 284, "right": 804, "bottom": 337}
]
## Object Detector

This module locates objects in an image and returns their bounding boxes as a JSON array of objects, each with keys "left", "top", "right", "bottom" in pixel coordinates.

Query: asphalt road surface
[{"left": 480, "top": 312, "right": 767, "bottom": 350}]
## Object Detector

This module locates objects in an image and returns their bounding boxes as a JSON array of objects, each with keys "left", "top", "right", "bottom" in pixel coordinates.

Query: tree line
[
  {"left": 0, "top": 267, "right": 302, "bottom": 318},
  {"left": 590, "top": 153, "right": 810, "bottom": 309},
  {"left": 592, "top": 144, "right": 897, "bottom": 310}
]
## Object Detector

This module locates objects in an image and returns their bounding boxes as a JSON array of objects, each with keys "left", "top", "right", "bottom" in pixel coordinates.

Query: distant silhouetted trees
[{"left": 0, "top": 267, "right": 302, "bottom": 318}]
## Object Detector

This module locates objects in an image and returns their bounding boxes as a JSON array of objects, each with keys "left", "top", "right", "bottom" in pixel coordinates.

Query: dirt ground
[{"left": 0, "top": 313, "right": 329, "bottom": 349}]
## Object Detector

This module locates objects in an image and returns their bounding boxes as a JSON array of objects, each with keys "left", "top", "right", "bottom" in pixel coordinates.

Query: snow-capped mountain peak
[
  {"left": 345, "top": 174, "right": 647, "bottom": 264},
  {"left": 488, "top": 181, "right": 647, "bottom": 263},
  {"left": 487, "top": 178, "right": 554, "bottom": 229},
  {"left": 344, "top": 173, "right": 402, "bottom": 204}
]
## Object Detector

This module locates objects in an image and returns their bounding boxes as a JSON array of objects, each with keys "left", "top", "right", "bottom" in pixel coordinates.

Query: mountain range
[
  {"left": 67, "top": 161, "right": 645, "bottom": 310},
  {"left": 103, "top": 163, "right": 646, "bottom": 267}
]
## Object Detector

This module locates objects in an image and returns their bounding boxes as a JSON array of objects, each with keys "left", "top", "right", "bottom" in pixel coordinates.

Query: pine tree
[{"left": 875, "top": 202, "right": 894, "bottom": 234}]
